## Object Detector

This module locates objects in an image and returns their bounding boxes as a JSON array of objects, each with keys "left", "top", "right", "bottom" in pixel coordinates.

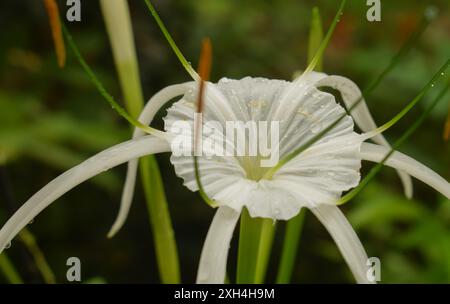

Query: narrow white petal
[
  {"left": 108, "top": 83, "right": 190, "bottom": 237},
  {"left": 310, "top": 204, "right": 373, "bottom": 284},
  {"left": 359, "top": 142, "right": 450, "bottom": 199},
  {"left": 196, "top": 206, "right": 240, "bottom": 284},
  {"left": 317, "top": 75, "right": 413, "bottom": 198},
  {"left": 0, "top": 135, "right": 170, "bottom": 253}
]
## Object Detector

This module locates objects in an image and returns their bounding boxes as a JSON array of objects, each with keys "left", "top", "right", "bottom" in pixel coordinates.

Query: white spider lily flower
[{"left": 0, "top": 72, "right": 448, "bottom": 285}]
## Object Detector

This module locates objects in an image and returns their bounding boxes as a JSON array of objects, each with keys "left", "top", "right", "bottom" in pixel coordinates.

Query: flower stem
[
  {"left": 0, "top": 254, "right": 23, "bottom": 284},
  {"left": 100, "top": 0, "right": 180, "bottom": 283},
  {"left": 236, "top": 208, "right": 275, "bottom": 283},
  {"left": 276, "top": 209, "right": 306, "bottom": 283}
]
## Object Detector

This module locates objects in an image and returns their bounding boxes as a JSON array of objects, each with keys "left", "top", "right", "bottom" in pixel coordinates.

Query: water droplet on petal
[
  {"left": 311, "top": 123, "right": 323, "bottom": 134},
  {"left": 28, "top": 218, "right": 34, "bottom": 225},
  {"left": 4, "top": 242, "right": 11, "bottom": 250}
]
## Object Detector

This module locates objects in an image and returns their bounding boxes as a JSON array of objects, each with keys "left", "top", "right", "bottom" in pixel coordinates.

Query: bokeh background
[{"left": 0, "top": 0, "right": 449, "bottom": 283}]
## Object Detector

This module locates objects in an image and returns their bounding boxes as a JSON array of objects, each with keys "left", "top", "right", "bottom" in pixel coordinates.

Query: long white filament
[
  {"left": 108, "top": 83, "right": 191, "bottom": 237},
  {"left": 359, "top": 142, "right": 450, "bottom": 199},
  {"left": 317, "top": 75, "right": 413, "bottom": 199},
  {"left": 196, "top": 206, "right": 240, "bottom": 284},
  {"left": 0, "top": 135, "right": 170, "bottom": 253},
  {"left": 310, "top": 205, "right": 373, "bottom": 284}
]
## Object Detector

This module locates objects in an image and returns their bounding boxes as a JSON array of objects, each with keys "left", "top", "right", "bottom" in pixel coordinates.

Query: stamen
[
  {"left": 43, "top": 0, "right": 66, "bottom": 68},
  {"left": 61, "top": 24, "right": 167, "bottom": 139},
  {"left": 362, "top": 60, "right": 450, "bottom": 140},
  {"left": 338, "top": 81, "right": 450, "bottom": 205},
  {"left": 143, "top": 0, "right": 200, "bottom": 81},
  {"left": 194, "top": 38, "right": 216, "bottom": 207}
]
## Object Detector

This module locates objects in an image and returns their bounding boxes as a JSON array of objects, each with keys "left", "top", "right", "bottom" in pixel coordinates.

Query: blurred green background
[{"left": 0, "top": 0, "right": 449, "bottom": 283}]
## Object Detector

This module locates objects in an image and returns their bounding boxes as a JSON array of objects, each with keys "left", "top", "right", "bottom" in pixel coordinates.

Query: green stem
[
  {"left": 140, "top": 157, "right": 180, "bottom": 283},
  {"left": 276, "top": 209, "right": 306, "bottom": 283},
  {"left": 0, "top": 254, "right": 23, "bottom": 284},
  {"left": 236, "top": 209, "right": 275, "bottom": 283},
  {"left": 99, "top": 0, "right": 180, "bottom": 283}
]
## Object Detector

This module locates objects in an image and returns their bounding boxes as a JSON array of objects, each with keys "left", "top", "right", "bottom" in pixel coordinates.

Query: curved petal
[
  {"left": 0, "top": 135, "right": 170, "bottom": 253},
  {"left": 316, "top": 75, "right": 413, "bottom": 199},
  {"left": 108, "top": 83, "right": 191, "bottom": 237},
  {"left": 359, "top": 142, "right": 450, "bottom": 199},
  {"left": 310, "top": 204, "right": 373, "bottom": 284},
  {"left": 196, "top": 206, "right": 240, "bottom": 284}
]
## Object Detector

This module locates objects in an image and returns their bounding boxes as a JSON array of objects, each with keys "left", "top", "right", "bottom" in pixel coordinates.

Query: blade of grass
[
  {"left": 100, "top": 0, "right": 180, "bottom": 283},
  {"left": 0, "top": 254, "right": 23, "bottom": 284}
]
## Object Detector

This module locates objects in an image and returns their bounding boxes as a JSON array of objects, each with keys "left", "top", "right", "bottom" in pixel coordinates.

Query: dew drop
[
  {"left": 4, "top": 242, "right": 11, "bottom": 250},
  {"left": 431, "top": 83, "right": 435, "bottom": 87},
  {"left": 311, "top": 123, "right": 323, "bottom": 134},
  {"left": 28, "top": 218, "right": 34, "bottom": 225}
]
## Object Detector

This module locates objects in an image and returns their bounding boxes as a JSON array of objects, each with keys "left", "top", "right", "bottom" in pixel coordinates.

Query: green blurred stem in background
[
  {"left": 18, "top": 228, "right": 56, "bottom": 284},
  {"left": 0, "top": 253, "right": 23, "bottom": 284},
  {"left": 276, "top": 7, "right": 324, "bottom": 284},
  {"left": 100, "top": 0, "right": 180, "bottom": 283}
]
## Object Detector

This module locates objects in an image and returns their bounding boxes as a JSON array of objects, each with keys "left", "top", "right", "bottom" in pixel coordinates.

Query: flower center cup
[{"left": 164, "top": 76, "right": 363, "bottom": 220}]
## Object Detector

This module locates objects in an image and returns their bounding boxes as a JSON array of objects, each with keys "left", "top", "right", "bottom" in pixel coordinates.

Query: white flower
[{"left": 0, "top": 72, "right": 448, "bottom": 285}]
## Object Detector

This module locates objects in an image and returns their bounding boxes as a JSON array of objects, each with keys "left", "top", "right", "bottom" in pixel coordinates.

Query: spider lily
[
  {"left": 0, "top": 0, "right": 449, "bottom": 285},
  {"left": 1, "top": 66, "right": 449, "bottom": 283}
]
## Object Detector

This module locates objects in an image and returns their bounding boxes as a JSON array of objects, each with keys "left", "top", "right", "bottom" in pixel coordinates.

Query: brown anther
[{"left": 43, "top": 0, "right": 66, "bottom": 68}]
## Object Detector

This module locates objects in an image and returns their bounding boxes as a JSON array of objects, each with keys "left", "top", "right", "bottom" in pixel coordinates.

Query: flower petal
[
  {"left": 359, "top": 142, "right": 450, "bottom": 199},
  {"left": 0, "top": 135, "right": 170, "bottom": 253},
  {"left": 108, "top": 83, "right": 191, "bottom": 237},
  {"left": 317, "top": 75, "right": 413, "bottom": 199},
  {"left": 310, "top": 204, "right": 373, "bottom": 284},
  {"left": 196, "top": 206, "right": 240, "bottom": 284}
]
